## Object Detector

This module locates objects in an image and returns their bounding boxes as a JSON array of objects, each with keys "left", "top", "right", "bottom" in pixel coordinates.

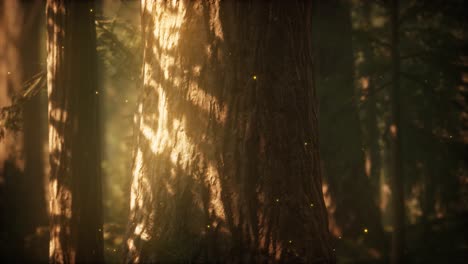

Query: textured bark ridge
[
  {"left": 46, "top": 1, "right": 103, "bottom": 263},
  {"left": 125, "top": 0, "right": 334, "bottom": 263}
]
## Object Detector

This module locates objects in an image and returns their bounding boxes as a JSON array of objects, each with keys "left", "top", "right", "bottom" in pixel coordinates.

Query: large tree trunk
[
  {"left": 390, "top": 0, "right": 405, "bottom": 263},
  {"left": 46, "top": 1, "right": 103, "bottom": 263},
  {"left": 125, "top": 0, "right": 334, "bottom": 263},
  {"left": 312, "top": 0, "right": 384, "bottom": 253}
]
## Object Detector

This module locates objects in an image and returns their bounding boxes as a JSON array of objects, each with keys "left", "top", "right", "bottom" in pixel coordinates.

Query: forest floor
[
  {"left": 336, "top": 212, "right": 468, "bottom": 263},
  {"left": 6, "top": 213, "right": 466, "bottom": 263}
]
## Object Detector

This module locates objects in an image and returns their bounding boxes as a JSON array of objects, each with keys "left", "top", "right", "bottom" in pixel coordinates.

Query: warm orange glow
[
  {"left": 360, "top": 76, "right": 370, "bottom": 90},
  {"left": 390, "top": 124, "right": 398, "bottom": 138},
  {"left": 462, "top": 72, "right": 468, "bottom": 84},
  {"left": 407, "top": 183, "right": 423, "bottom": 224},
  {"left": 364, "top": 150, "right": 371, "bottom": 177},
  {"left": 380, "top": 182, "right": 391, "bottom": 212},
  {"left": 322, "top": 183, "right": 342, "bottom": 237},
  {"left": 128, "top": 1, "right": 231, "bottom": 260},
  {"left": 208, "top": 0, "right": 224, "bottom": 41}
]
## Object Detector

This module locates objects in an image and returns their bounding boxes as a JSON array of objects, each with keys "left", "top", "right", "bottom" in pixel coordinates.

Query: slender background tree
[
  {"left": 46, "top": 0, "right": 103, "bottom": 263},
  {"left": 312, "top": 0, "right": 385, "bottom": 256}
]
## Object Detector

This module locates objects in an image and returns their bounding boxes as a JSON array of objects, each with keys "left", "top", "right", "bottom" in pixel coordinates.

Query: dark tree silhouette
[
  {"left": 313, "top": 0, "right": 385, "bottom": 253},
  {"left": 390, "top": 0, "right": 405, "bottom": 262}
]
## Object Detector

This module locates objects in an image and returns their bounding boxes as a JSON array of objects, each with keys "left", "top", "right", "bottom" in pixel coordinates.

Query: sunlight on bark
[
  {"left": 127, "top": 1, "right": 232, "bottom": 261},
  {"left": 126, "top": 1, "right": 334, "bottom": 262},
  {"left": 208, "top": 0, "right": 223, "bottom": 41},
  {"left": 48, "top": 179, "right": 72, "bottom": 219},
  {"left": 322, "top": 183, "right": 342, "bottom": 237},
  {"left": 129, "top": 146, "right": 155, "bottom": 253},
  {"left": 365, "top": 150, "right": 371, "bottom": 177},
  {"left": 188, "top": 82, "right": 226, "bottom": 124}
]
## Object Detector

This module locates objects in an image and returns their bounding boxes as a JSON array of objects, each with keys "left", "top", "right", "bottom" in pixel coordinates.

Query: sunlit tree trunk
[
  {"left": 390, "top": 0, "right": 405, "bottom": 263},
  {"left": 46, "top": 1, "right": 103, "bottom": 263},
  {"left": 312, "top": 0, "right": 384, "bottom": 253},
  {"left": 0, "top": 0, "right": 25, "bottom": 261},
  {"left": 125, "top": 0, "right": 334, "bottom": 263}
]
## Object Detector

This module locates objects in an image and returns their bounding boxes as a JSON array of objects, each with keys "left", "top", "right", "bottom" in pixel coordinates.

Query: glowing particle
[
  {"left": 95, "top": 91, "right": 99, "bottom": 95},
  {"left": 310, "top": 203, "right": 314, "bottom": 207},
  {"left": 364, "top": 228, "right": 368, "bottom": 233},
  {"left": 7, "top": 71, "right": 11, "bottom": 75},
  {"left": 304, "top": 142, "right": 308, "bottom": 146},
  {"left": 252, "top": 75, "right": 257, "bottom": 80},
  {"left": 275, "top": 198, "right": 280, "bottom": 203},
  {"left": 125, "top": 99, "right": 128, "bottom": 103},
  {"left": 333, "top": 248, "right": 336, "bottom": 252},
  {"left": 288, "top": 240, "right": 292, "bottom": 244},
  {"left": 98, "top": 228, "right": 102, "bottom": 232},
  {"left": 338, "top": 236, "right": 342, "bottom": 239},
  {"left": 90, "top": 9, "right": 93, "bottom": 12},
  {"left": 62, "top": 46, "right": 64, "bottom": 49},
  {"left": 207, "top": 224, "right": 211, "bottom": 228}
]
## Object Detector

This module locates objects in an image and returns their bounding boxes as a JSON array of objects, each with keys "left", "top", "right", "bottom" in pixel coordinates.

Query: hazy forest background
[{"left": 0, "top": 0, "right": 467, "bottom": 263}]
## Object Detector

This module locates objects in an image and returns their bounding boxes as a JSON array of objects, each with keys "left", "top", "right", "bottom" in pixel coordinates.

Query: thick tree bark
[
  {"left": 312, "top": 0, "right": 384, "bottom": 252},
  {"left": 46, "top": 1, "right": 103, "bottom": 263},
  {"left": 390, "top": 0, "right": 405, "bottom": 263},
  {"left": 125, "top": 0, "right": 334, "bottom": 263}
]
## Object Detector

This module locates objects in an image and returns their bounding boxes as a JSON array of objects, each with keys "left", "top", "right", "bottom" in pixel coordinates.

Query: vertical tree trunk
[
  {"left": 46, "top": 1, "right": 103, "bottom": 263},
  {"left": 390, "top": 0, "right": 405, "bottom": 263},
  {"left": 421, "top": 105, "right": 435, "bottom": 244},
  {"left": 21, "top": 1, "right": 48, "bottom": 261},
  {"left": 313, "top": 0, "right": 384, "bottom": 252},
  {"left": 125, "top": 0, "right": 334, "bottom": 263},
  {"left": 362, "top": 0, "right": 383, "bottom": 209}
]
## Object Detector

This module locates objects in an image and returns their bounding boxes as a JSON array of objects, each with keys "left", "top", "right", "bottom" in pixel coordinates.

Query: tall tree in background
[
  {"left": 21, "top": 1, "right": 48, "bottom": 261},
  {"left": 125, "top": 0, "right": 334, "bottom": 262},
  {"left": 0, "top": 1, "right": 47, "bottom": 261},
  {"left": 313, "top": 0, "right": 384, "bottom": 254},
  {"left": 46, "top": 0, "right": 103, "bottom": 263},
  {"left": 0, "top": 1, "right": 25, "bottom": 261},
  {"left": 390, "top": 0, "right": 405, "bottom": 262},
  {"left": 361, "top": 0, "right": 382, "bottom": 210}
]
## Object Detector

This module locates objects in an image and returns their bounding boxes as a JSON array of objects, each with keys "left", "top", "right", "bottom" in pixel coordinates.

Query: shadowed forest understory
[{"left": 0, "top": 0, "right": 467, "bottom": 263}]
